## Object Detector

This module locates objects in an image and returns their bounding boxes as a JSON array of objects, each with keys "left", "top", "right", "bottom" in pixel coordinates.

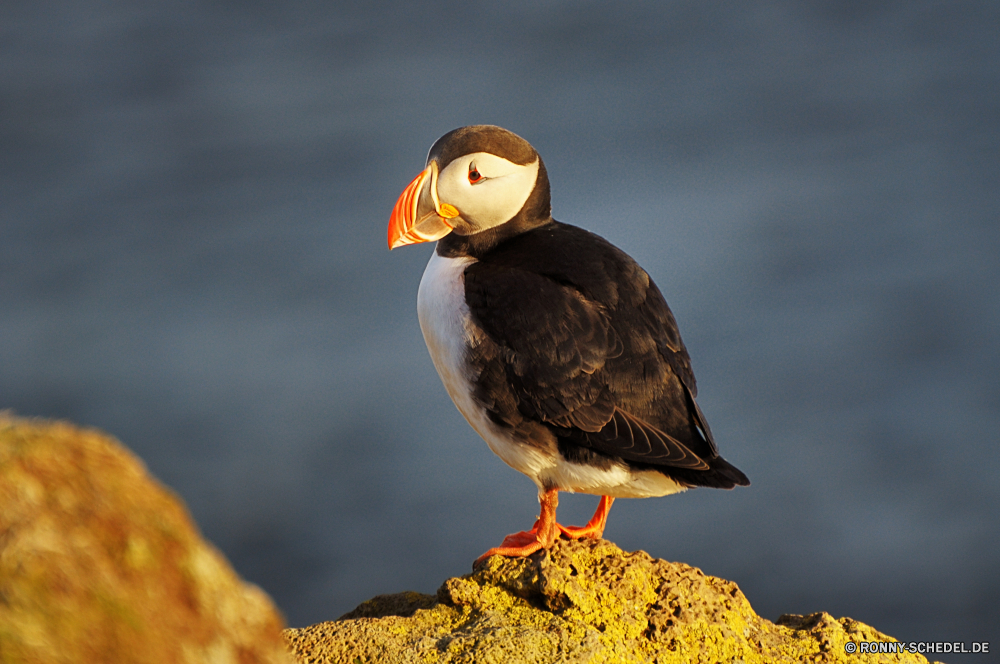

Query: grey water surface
[{"left": 2, "top": 1, "right": 998, "bottom": 655}]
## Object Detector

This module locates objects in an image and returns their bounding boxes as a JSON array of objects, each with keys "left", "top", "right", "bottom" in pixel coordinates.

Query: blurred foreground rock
[
  {"left": 285, "top": 538, "right": 937, "bottom": 664},
  {"left": 0, "top": 414, "right": 292, "bottom": 664}
]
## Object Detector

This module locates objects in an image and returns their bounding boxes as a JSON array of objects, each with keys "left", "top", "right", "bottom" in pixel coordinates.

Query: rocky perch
[
  {"left": 0, "top": 414, "right": 938, "bottom": 664},
  {"left": 0, "top": 414, "right": 292, "bottom": 664},
  {"left": 285, "top": 539, "right": 938, "bottom": 664}
]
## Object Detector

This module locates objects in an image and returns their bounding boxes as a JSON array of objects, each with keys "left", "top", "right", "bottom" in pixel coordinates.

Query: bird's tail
[{"left": 671, "top": 455, "right": 750, "bottom": 489}]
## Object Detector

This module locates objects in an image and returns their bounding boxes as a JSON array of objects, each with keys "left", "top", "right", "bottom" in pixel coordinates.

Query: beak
[{"left": 387, "top": 161, "right": 458, "bottom": 249}]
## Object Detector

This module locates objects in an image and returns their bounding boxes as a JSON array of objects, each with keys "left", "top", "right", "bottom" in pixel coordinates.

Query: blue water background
[{"left": 2, "top": 1, "right": 998, "bottom": 654}]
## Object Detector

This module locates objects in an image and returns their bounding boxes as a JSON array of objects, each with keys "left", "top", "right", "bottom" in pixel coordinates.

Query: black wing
[{"left": 463, "top": 222, "right": 743, "bottom": 484}]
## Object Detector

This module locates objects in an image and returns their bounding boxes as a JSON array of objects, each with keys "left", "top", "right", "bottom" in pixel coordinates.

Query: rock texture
[
  {"left": 285, "top": 538, "right": 938, "bottom": 664},
  {"left": 0, "top": 414, "right": 293, "bottom": 664}
]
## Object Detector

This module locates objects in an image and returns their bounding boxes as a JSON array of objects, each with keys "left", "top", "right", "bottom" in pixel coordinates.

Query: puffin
[{"left": 387, "top": 125, "right": 749, "bottom": 565}]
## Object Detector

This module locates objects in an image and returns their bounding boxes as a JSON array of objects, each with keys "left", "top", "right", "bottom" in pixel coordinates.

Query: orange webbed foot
[
  {"left": 557, "top": 495, "right": 615, "bottom": 540},
  {"left": 474, "top": 493, "right": 617, "bottom": 567}
]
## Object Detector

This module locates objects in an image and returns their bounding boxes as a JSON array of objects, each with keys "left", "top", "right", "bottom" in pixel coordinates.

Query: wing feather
[{"left": 464, "top": 222, "right": 721, "bottom": 471}]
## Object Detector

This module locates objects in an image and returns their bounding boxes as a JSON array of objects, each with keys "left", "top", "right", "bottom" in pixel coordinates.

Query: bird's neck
[{"left": 436, "top": 214, "right": 553, "bottom": 259}]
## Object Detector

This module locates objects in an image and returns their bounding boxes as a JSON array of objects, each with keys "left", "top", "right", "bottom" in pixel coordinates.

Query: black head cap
[
  {"left": 428, "top": 125, "right": 539, "bottom": 168},
  {"left": 431, "top": 125, "right": 553, "bottom": 258}
]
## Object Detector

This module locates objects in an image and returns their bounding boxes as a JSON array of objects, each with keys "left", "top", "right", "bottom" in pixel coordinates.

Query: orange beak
[{"left": 387, "top": 162, "right": 457, "bottom": 249}]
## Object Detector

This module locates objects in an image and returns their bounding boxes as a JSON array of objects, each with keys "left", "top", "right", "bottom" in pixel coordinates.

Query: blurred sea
[{"left": 2, "top": 1, "right": 998, "bottom": 654}]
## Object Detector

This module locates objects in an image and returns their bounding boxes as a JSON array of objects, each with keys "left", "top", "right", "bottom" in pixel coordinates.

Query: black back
[{"left": 458, "top": 221, "right": 749, "bottom": 489}]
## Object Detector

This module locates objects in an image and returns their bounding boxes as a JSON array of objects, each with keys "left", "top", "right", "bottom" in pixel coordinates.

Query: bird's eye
[{"left": 468, "top": 163, "right": 483, "bottom": 184}]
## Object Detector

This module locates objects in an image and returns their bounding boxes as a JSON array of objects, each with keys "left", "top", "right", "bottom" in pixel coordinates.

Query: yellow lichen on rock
[
  {"left": 0, "top": 414, "right": 292, "bottom": 664},
  {"left": 285, "top": 538, "right": 939, "bottom": 664}
]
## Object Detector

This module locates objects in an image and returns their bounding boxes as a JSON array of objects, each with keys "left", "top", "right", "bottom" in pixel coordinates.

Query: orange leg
[
  {"left": 558, "top": 495, "right": 615, "bottom": 540},
  {"left": 475, "top": 488, "right": 561, "bottom": 565},
  {"left": 475, "top": 492, "right": 615, "bottom": 566}
]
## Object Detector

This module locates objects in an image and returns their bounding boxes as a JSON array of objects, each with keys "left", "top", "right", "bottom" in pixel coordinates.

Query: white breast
[
  {"left": 416, "top": 252, "right": 476, "bottom": 416},
  {"left": 417, "top": 252, "right": 555, "bottom": 485},
  {"left": 416, "top": 250, "right": 687, "bottom": 500}
]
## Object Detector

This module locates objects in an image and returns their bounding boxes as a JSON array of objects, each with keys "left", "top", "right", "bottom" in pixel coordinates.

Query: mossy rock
[
  {"left": 0, "top": 414, "right": 292, "bottom": 664},
  {"left": 285, "top": 538, "right": 938, "bottom": 664}
]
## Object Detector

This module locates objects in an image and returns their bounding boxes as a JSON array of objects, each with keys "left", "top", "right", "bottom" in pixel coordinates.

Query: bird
[{"left": 387, "top": 125, "right": 748, "bottom": 566}]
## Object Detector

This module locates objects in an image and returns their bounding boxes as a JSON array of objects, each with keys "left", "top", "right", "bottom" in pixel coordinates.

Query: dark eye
[{"left": 468, "top": 163, "right": 483, "bottom": 184}]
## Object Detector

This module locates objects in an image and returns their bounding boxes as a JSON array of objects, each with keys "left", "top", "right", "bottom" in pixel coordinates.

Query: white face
[{"left": 435, "top": 152, "right": 540, "bottom": 233}]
